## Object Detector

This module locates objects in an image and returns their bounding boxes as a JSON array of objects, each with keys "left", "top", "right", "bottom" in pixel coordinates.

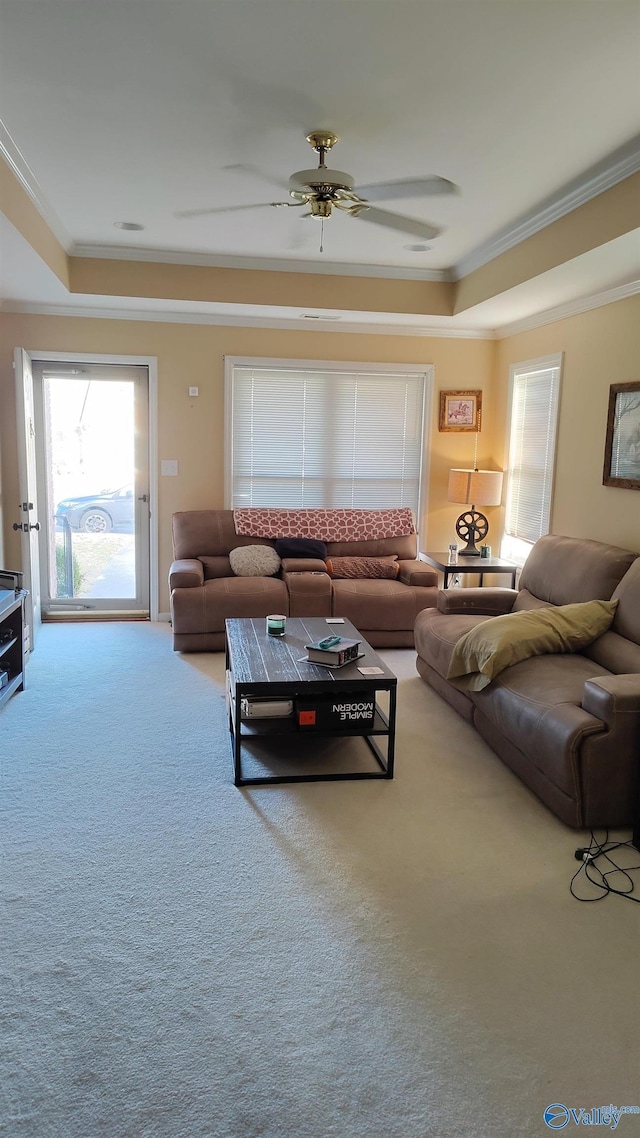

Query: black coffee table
[{"left": 225, "top": 617, "right": 397, "bottom": 786}]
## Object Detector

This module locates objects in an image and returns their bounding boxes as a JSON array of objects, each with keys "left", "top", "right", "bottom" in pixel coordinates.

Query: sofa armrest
[
  {"left": 169, "top": 558, "right": 204, "bottom": 589},
  {"left": 283, "top": 568, "right": 332, "bottom": 616},
  {"left": 582, "top": 674, "right": 640, "bottom": 731},
  {"left": 280, "top": 557, "right": 328, "bottom": 574},
  {"left": 397, "top": 559, "right": 438, "bottom": 587},
  {"left": 437, "top": 586, "right": 518, "bottom": 615}
]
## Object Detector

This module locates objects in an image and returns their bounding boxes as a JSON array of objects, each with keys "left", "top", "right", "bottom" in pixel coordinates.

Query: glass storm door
[{"left": 34, "top": 362, "right": 150, "bottom": 618}]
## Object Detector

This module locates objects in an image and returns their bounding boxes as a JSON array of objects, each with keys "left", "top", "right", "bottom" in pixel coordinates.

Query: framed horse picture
[{"left": 439, "top": 390, "right": 482, "bottom": 432}]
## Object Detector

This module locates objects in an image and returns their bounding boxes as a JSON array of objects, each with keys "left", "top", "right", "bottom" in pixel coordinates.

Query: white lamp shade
[{"left": 448, "top": 468, "right": 503, "bottom": 506}]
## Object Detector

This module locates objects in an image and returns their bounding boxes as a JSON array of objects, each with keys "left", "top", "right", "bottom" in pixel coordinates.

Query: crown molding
[
  {"left": 4, "top": 281, "right": 637, "bottom": 338},
  {"left": 4, "top": 107, "right": 636, "bottom": 292},
  {"left": 70, "top": 242, "right": 452, "bottom": 282},
  {"left": 0, "top": 299, "right": 494, "bottom": 339},
  {"left": 0, "top": 118, "right": 72, "bottom": 250},
  {"left": 495, "top": 279, "right": 640, "bottom": 338},
  {"left": 455, "top": 135, "right": 640, "bottom": 280}
]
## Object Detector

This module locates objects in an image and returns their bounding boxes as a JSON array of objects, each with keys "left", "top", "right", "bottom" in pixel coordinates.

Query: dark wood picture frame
[
  {"left": 439, "top": 389, "right": 482, "bottom": 432},
  {"left": 602, "top": 381, "right": 640, "bottom": 490}
]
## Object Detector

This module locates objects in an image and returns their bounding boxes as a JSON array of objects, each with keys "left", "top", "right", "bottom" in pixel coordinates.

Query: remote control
[{"left": 316, "top": 635, "right": 341, "bottom": 649}]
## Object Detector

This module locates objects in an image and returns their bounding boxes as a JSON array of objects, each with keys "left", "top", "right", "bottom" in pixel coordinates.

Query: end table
[{"left": 419, "top": 551, "right": 519, "bottom": 589}]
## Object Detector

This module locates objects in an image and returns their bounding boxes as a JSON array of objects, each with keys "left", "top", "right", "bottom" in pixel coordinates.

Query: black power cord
[{"left": 571, "top": 830, "right": 640, "bottom": 903}]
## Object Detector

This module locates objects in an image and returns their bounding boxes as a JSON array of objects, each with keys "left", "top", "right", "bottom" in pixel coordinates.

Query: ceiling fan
[{"left": 175, "top": 131, "right": 457, "bottom": 245}]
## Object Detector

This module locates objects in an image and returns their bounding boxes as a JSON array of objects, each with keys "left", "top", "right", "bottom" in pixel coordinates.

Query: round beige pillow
[{"left": 229, "top": 545, "right": 281, "bottom": 577}]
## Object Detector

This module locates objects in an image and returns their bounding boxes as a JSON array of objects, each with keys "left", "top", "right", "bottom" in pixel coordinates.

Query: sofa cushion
[
  {"left": 200, "top": 555, "right": 233, "bottom": 580},
  {"left": 274, "top": 537, "right": 327, "bottom": 560},
  {"left": 516, "top": 534, "right": 637, "bottom": 607},
  {"left": 332, "top": 578, "right": 435, "bottom": 631},
  {"left": 447, "top": 599, "right": 618, "bottom": 691},
  {"left": 325, "top": 533, "right": 417, "bottom": 560},
  {"left": 171, "top": 576, "right": 288, "bottom": 635},
  {"left": 326, "top": 555, "right": 399, "bottom": 579},
  {"left": 414, "top": 608, "right": 491, "bottom": 681},
  {"left": 470, "top": 653, "right": 613, "bottom": 798},
  {"left": 583, "top": 558, "right": 640, "bottom": 673},
  {"left": 229, "top": 545, "right": 281, "bottom": 577}
]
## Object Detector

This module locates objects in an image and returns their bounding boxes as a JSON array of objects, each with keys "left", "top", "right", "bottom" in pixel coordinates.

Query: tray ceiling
[{"left": 1, "top": 0, "right": 639, "bottom": 333}]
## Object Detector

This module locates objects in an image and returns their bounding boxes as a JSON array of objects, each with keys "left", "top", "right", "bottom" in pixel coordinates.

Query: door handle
[
  {"left": 137, "top": 494, "right": 149, "bottom": 503},
  {"left": 13, "top": 522, "right": 40, "bottom": 531}
]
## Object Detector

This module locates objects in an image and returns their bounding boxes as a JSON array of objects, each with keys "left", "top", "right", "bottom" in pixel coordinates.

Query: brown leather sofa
[
  {"left": 169, "top": 509, "right": 438, "bottom": 652},
  {"left": 414, "top": 534, "right": 640, "bottom": 828}
]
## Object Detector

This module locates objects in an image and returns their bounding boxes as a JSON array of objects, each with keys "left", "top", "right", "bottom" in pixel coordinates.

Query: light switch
[{"left": 161, "top": 459, "right": 178, "bottom": 476}]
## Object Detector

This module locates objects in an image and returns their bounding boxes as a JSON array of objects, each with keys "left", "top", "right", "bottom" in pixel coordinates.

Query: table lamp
[{"left": 448, "top": 467, "right": 504, "bottom": 556}]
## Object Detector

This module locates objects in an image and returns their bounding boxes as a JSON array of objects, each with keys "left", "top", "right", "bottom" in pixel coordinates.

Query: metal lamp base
[{"left": 455, "top": 508, "right": 489, "bottom": 556}]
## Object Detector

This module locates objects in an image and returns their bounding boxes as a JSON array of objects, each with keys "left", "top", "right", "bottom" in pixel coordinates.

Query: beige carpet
[{"left": 1, "top": 621, "right": 639, "bottom": 1138}]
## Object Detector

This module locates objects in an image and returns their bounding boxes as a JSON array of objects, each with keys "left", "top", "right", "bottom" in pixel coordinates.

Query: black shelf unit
[{"left": 0, "top": 589, "right": 27, "bottom": 710}]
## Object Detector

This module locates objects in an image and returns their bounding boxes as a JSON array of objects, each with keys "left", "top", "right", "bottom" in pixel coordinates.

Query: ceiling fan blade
[
  {"left": 350, "top": 206, "right": 442, "bottom": 240},
  {"left": 355, "top": 177, "right": 458, "bottom": 203},
  {"left": 174, "top": 201, "right": 289, "bottom": 219},
  {"left": 221, "top": 163, "right": 290, "bottom": 194}
]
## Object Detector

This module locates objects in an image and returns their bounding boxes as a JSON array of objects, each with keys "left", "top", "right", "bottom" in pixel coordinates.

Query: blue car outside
[{"left": 55, "top": 486, "right": 134, "bottom": 533}]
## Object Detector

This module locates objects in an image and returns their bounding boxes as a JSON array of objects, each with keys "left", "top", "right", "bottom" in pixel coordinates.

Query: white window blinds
[
  {"left": 227, "top": 363, "right": 427, "bottom": 512},
  {"left": 504, "top": 356, "right": 562, "bottom": 557}
]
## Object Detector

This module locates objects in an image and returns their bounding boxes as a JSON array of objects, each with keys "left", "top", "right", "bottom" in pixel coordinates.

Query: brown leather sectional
[
  {"left": 414, "top": 534, "right": 640, "bottom": 828},
  {"left": 169, "top": 509, "right": 438, "bottom": 652}
]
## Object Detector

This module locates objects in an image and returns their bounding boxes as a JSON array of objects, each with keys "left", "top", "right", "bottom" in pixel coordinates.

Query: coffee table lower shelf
[{"left": 228, "top": 687, "right": 395, "bottom": 786}]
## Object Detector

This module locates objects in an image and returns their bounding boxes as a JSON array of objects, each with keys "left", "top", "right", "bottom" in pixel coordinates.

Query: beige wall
[
  {"left": 495, "top": 293, "right": 640, "bottom": 551},
  {"left": 0, "top": 313, "right": 497, "bottom": 611},
  {"left": 3, "top": 296, "right": 636, "bottom": 615}
]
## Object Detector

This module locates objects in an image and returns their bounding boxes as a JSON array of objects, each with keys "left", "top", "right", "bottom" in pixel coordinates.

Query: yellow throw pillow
[{"left": 447, "top": 599, "right": 618, "bottom": 691}]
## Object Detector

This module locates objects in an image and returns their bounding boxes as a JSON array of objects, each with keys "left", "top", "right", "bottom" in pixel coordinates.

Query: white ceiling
[{"left": 1, "top": 0, "right": 639, "bottom": 333}]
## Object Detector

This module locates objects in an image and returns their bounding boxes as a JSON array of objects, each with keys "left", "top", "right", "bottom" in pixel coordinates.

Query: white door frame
[
  {"left": 20, "top": 350, "right": 159, "bottom": 621},
  {"left": 14, "top": 348, "right": 42, "bottom": 652}
]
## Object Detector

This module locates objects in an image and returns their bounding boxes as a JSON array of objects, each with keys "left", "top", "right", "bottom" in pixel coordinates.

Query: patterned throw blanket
[{"left": 232, "top": 507, "right": 416, "bottom": 543}]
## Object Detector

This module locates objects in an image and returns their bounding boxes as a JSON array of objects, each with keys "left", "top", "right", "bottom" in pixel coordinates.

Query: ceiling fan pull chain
[{"left": 320, "top": 217, "right": 324, "bottom": 254}]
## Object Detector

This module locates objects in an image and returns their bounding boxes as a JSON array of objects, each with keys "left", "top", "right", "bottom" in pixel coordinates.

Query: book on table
[{"left": 305, "top": 636, "right": 362, "bottom": 667}]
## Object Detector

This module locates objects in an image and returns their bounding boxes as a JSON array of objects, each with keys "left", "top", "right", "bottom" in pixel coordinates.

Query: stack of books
[{"left": 305, "top": 635, "right": 362, "bottom": 668}]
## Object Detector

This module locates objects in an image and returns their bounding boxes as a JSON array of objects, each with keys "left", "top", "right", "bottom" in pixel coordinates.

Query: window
[
  {"left": 502, "top": 354, "right": 562, "bottom": 564},
  {"left": 225, "top": 358, "right": 431, "bottom": 515}
]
